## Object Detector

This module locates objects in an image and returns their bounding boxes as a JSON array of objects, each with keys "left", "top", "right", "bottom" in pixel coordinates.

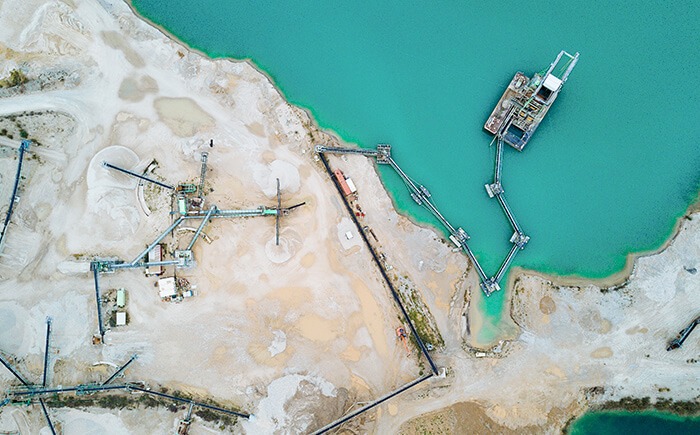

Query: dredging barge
[{"left": 485, "top": 50, "right": 579, "bottom": 151}]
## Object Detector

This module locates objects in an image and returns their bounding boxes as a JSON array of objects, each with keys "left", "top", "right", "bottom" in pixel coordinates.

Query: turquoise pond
[
  {"left": 130, "top": 1, "right": 699, "bottom": 336},
  {"left": 569, "top": 410, "right": 700, "bottom": 435}
]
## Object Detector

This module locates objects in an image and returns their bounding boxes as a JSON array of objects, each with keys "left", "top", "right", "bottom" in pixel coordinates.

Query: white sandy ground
[{"left": 0, "top": 1, "right": 697, "bottom": 434}]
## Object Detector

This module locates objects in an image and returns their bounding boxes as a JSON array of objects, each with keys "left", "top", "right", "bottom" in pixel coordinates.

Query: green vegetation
[
  {"left": 599, "top": 396, "right": 700, "bottom": 416},
  {"left": 396, "top": 279, "right": 445, "bottom": 349},
  {"left": 44, "top": 389, "right": 243, "bottom": 430},
  {"left": 0, "top": 69, "right": 28, "bottom": 88},
  {"left": 406, "top": 305, "right": 443, "bottom": 349},
  {"left": 195, "top": 409, "right": 236, "bottom": 428}
]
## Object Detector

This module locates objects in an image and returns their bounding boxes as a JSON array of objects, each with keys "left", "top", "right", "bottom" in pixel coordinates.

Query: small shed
[
  {"left": 177, "top": 196, "right": 187, "bottom": 215},
  {"left": 345, "top": 177, "right": 357, "bottom": 194},
  {"left": 158, "top": 277, "right": 177, "bottom": 299},
  {"left": 115, "top": 312, "right": 127, "bottom": 326},
  {"left": 116, "top": 288, "right": 126, "bottom": 308},
  {"left": 333, "top": 169, "right": 354, "bottom": 197}
]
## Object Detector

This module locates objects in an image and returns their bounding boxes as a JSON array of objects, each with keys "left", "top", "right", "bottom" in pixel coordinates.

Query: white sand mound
[
  {"left": 268, "top": 330, "right": 287, "bottom": 357},
  {"left": 84, "top": 146, "right": 141, "bottom": 238},
  {"left": 255, "top": 159, "right": 301, "bottom": 198},
  {"left": 264, "top": 229, "right": 301, "bottom": 264}
]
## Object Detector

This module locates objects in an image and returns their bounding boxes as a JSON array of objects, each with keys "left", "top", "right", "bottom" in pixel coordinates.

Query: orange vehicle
[{"left": 396, "top": 326, "right": 410, "bottom": 356}]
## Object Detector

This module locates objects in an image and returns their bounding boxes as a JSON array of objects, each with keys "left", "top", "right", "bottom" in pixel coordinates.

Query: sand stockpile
[
  {"left": 264, "top": 228, "right": 302, "bottom": 264},
  {"left": 85, "top": 146, "right": 142, "bottom": 238}
]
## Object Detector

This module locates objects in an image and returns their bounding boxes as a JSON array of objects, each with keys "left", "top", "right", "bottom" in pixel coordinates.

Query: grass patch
[{"left": 0, "top": 69, "right": 28, "bottom": 88}]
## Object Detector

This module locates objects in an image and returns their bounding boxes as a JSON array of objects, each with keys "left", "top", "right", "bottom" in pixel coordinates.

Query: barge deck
[{"left": 485, "top": 50, "right": 579, "bottom": 151}]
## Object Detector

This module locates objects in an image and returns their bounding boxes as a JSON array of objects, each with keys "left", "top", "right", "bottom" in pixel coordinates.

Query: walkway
[{"left": 316, "top": 138, "right": 530, "bottom": 296}]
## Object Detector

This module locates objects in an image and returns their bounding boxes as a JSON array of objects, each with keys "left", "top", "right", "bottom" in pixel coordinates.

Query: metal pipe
[
  {"left": 109, "top": 260, "right": 180, "bottom": 270},
  {"left": 313, "top": 374, "right": 433, "bottom": 434},
  {"left": 92, "top": 265, "right": 105, "bottom": 340},
  {"left": 494, "top": 244, "right": 520, "bottom": 283},
  {"left": 184, "top": 401, "right": 195, "bottom": 421},
  {"left": 0, "top": 140, "right": 30, "bottom": 250},
  {"left": 460, "top": 243, "right": 489, "bottom": 283},
  {"left": 315, "top": 145, "right": 379, "bottom": 157},
  {"left": 495, "top": 193, "right": 522, "bottom": 234},
  {"left": 183, "top": 209, "right": 266, "bottom": 219},
  {"left": 102, "top": 162, "right": 174, "bottom": 190},
  {"left": 494, "top": 137, "right": 503, "bottom": 183},
  {"left": 39, "top": 399, "right": 56, "bottom": 435},
  {"left": 129, "top": 217, "right": 184, "bottom": 265},
  {"left": 0, "top": 354, "right": 29, "bottom": 386},
  {"left": 42, "top": 318, "right": 51, "bottom": 387},
  {"left": 667, "top": 316, "right": 700, "bottom": 351},
  {"left": 102, "top": 354, "right": 138, "bottom": 385},
  {"left": 128, "top": 386, "right": 250, "bottom": 419},
  {"left": 187, "top": 206, "right": 216, "bottom": 250},
  {"left": 12, "top": 384, "right": 128, "bottom": 396},
  {"left": 388, "top": 158, "right": 458, "bottom": 234},
  {"left": 319, "top": 144, "right": 498, "bottom": 296}
]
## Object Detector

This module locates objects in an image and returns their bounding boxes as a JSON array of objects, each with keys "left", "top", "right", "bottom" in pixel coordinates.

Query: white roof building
[
  {"left": 115, "top": 312, "right": 127, "bottom": 326},
  {"left": 158, "top": 277, "right": 177, "bottom": 299},
  {"left": 543, "top": 74, "right": 562, "bottom": 92},
  {"left": 345, "top": 177, "right": 357, "bottom": 193}
]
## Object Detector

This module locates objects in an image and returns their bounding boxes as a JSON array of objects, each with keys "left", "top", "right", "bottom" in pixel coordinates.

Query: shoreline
[
  {"left": 563, "top": 403, "right": 700, "bottom": 434},
  {"left": 472, "top": 196, "right": 700, "bottom": 349},
  {"left": 524, "top": 191, "right": 699, "bottom": 288},
  {"left": 125, "top": 0, "right": 700, "bottom": 335}
]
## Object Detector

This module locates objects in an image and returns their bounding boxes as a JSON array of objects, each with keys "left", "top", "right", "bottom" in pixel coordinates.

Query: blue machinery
[{"left": 316, "top": 141, "right": 528, "bottom": 296}]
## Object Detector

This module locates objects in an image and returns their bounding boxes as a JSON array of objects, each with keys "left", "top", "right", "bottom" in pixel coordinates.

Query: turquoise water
[
  {"left": 130, "top": 2, "right": 699, "bottom": 337},
  {"left": 569, "top": 411, "right": 700, "bottom": 434}
]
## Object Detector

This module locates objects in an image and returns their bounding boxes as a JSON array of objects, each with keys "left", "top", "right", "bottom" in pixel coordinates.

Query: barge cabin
[{"left": 484, "top": 50, "right": 579, "bottom": 151}]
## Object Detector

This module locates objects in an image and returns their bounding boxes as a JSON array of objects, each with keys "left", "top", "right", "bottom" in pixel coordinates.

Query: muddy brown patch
[{"left": 539, "top": 296, "right": 556, "bottom": 314}]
